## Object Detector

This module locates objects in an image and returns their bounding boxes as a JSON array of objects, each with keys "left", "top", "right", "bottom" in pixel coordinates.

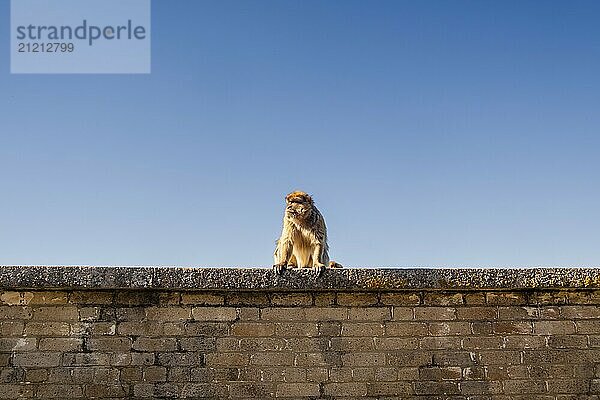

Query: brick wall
[
  {"left": 1, "top": 267, "right": 600, "bottom": 399},
  {"left": 1, "top": 286, "right": 600, "bottom": 399}
]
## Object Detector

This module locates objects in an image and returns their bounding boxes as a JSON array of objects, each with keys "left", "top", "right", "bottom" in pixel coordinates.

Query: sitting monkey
[{"left": 273, "top": 191, "right": 342, "bottom": 276}]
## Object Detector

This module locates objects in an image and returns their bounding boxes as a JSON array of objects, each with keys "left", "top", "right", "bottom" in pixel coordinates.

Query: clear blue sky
[{"left": 1, "top": 1, "right": 599, "bottom": 267}]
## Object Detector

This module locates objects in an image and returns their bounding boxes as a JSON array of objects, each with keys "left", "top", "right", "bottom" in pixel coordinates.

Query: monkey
[{"left": 273, "top": 191, "right": 342, "bottom": 277}]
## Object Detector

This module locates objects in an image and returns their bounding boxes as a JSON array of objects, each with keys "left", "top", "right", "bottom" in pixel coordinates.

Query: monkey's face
[{"left": 285, "top": 192, "right": 313, "bottom": 221}]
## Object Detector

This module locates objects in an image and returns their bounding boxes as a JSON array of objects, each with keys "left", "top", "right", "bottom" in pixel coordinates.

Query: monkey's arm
[
  {"left": 273, "top": 238, "right": 293, "bottom": 274},
  {"left": 310, "top": 243, "right": 326, "bottom": 277}
]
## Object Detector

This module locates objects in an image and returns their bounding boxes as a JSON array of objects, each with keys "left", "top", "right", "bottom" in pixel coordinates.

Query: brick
[
  {"left": 429, "top": 322, "right": 470, "bottom": 335},
  {"left": 462, "top": 336, "right": 503, "bottom": 349},
  {"left": 32, "top": 306, "right": 79, "bottom": 321},
  {"left": 241, "top": 338, "right": 286, "bottom": 351},
  {"left": 85, "top": 384, "right": 127, "bottom": 397},
  {"left": 167, "top": 367, "right": 190, "bottom": 382},
  {"left": 432, "top": 351, "right": 476, "bottom": 366},
  {"left": 0, "top": 322, "right": 23, "bottom": 336},
  {"left": 414, "top": 381, "right": 459, "bottom": 395},
  {"left": 0, "top": 307, "right": 32, "bottom": 320},
  {"left": 130, "top": 353, "right": 156, "bottom": 366},
  {"left": 226, "top": 292, "right": 269, "bottom": 306},
  {"left": 276, "top": 382, "right": 319, "bottom": 397},
  {"left": 63, "top": 353, "right": 110, "bottom": 366},
  {"left": 504, "top": 335, "right": 547, "bottom": 349},
  {"left": 87, "top": 337, "right": 132, "bottom": 352},
  {"left": 69, "top": 291, "right": 113, "bottom": 305},
  {"left": 185, "top": 322, "right": 229, "bottom": 336},
  {"left": 492, "top": 321, "right": 533, "bottom": 334},
  {"left": 181, "top": 292, "right": 224, "bottom": 305},
  {"left": 270, "top": 293, "right": 312, "bottom": 306},
  {"left": 471, "top": 321, "right": 492, "bottom": 334},
  {"left": 24, "top": 369, "right": 48, "bottom": 382},
  {"left": 0, "top": 338, "right": 36, "bottom": 352},
  {"left": 314, "top": 292, "right": 335, "bottom": 306},
  {"left": 424, "top": 292, "right": 464, "bottom": 306},
  {"left": 285, "top": 337, "right": 329, "bottom": 352},
  {"left": 337, "top": 293, "right": 378, "bottom": 306},
  {"left": 464, "top": 292, "right": 486, "bottom": 305},
  {"left": 341, "top": 353, "right": 385, "bottom": 366},
  {"left": 548, "top": 379, "right": 591, "bottom": 393},
  {"left": 36, "top": 385, "right": 84, "bottom": 398},
  {"left": 419, "top": 336, "right": 461, "bottom": 350},
  {"left": 157, "top": 352, "right": 204, "bottom": 367},
  {"left": 13, "top": 353, "right": 61, "bottom": 367},
  {"left": 504, "top": 380, "right": 547, "bottom": 394},
  {"left": 456, "top": 307, "right": 497, "bottom": 320},
  {"left": 305, "top": 307, "right": 348, "bottom": 321},
  {"left": 341, "top": 322, "right": 384, "bottom": 336},
  {"left": 486, "top": 292, "right": 527, "bottom": 305},
  {"left": 231, "top": 322, "right": 274, "bottom": 336},
  {"left": 145, "top": 306, "right": 191, "bottom": 321},
  {"left": 385, "top": 322, "right": 428, "bottom": 336},
  {"left": 192, "top": 307, "right": 237, "bottom": 321},
  {"left": 387, "top": 351, "right": 432, "bottom": 367},
  {"left": 181, "top": 383, "right": 228, "bottom": 398},
  {"left": 348, "top": 307, "right": 391, "bottom": 321},
  {"left": 238, "top": 307, "right": 260, "bottom": 320},
  {"left": 143, "top": 366, "right": 167, "bottom": 382},
  {"left": 414, "top": 307, "right": 456, "bottom": 320},
  {"left": 117, "top": 321, "right": 163, "bottom": 336},
  {"left": 476, "top": 350, "right": 521, "bottom": 365},
  {"left": 229, "top": 382, "right": 274, "bottom": 398},
  {"left": 133, "top": 383, "right": 154, "bottom": 397},
  {"left": 318, "top": 321, "right": 341, "bottom": 336},
  {"left": 250, "top": 352, "right": 294, "bottom": 366},
  {"left": 205, "top": 353, "right": 249, "bottom": 367},
  {"left": 178, "top": 337, "right": 216, "bottom": 351},
  {"left": 391, "top": 307, "right": 413, "bottom": 320},
  {"left": 275, "top": 322, "right": 318, "bottom": 337},
  {"left": 324, "top": 382, "right": 367, "bottom": 396},
  {"left": 132, "top": 338, "right": 177, "bottom": 352},
  {"left": 295, "top": 352, "right": 341, "bottom": 367},
  {"left": 121, "top": 367, "right": 143, "bottom": 382},
  {"left": 306, "top": 367, "right": 328, "bottom": 382},
  {"left": 329, "top": 367, "right": 352, "bottom": 382},
  {"left": 575, "top": 320, "right": 600, "bottom": 334},
  {"left": 375, "top": 337, "right": 418, "bottom": 350},
  {"left": 498, "top": 306, "right": 538, "bottom": 320},
  {"left": 115, "top": 307, "right": 145, "bottom": 321},
  {"left": 115, "top": 291, "right": 159, "bottom": 306},
  {"left": 261, "top": 308, "right": 305, "bottom": 321},
  {"left": 460, "top": 380, "right": 503, "bottom": 395},
  {"left": 380, "top": 293, "right": 420, "bottom": 306},
  {"left": 367, "top": 382, "right": 412, "bottom": 396},
  {"left": 534, "top": 321, "right": 576, "bottom": 335},
  {"left": 71, "top": 322, "right": 116, "bottom": 336},
  {"left": 548, "top": 335, "right": 588, "bottom": 348},
  {"left": 562, "top": 305, "right": 600, "bottom": 319},
  {"left": 29, "top": 291, "right": 69, "bottom": 305},
  {"left": 374, "top": 367, "right": 397, "bottom": 381},
  {"left": 0, "top": 292, "right": 33, "bottom": 306},
  {"left": 0, "top": 385, "right": 33, "bottom": 399},
  {"left": 93, "top": 367, "right": 120, "bottom": 383},
  {"left": 39, "top": 338, "right": 83, "bottom": 352},
  {"left": 419, "top": 366, "right": 462, "bottom": 380},
  {"left": 331, "top": 337, "right": 375, "bottom": 351}
]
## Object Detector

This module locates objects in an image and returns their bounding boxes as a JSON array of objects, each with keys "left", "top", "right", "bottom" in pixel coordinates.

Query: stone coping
[{"left": 0, "top": 266, "right": 600, "bottom": 291}]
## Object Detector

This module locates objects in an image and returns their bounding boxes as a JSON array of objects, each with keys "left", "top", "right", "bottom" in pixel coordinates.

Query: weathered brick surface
[{"left": 1, "top": 288, "right": 600, "bottom": 398}]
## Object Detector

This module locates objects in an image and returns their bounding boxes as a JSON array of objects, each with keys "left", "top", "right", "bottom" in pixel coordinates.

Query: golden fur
[{"left": 273, "top": 191, "right": 342, "bottom": 276}]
